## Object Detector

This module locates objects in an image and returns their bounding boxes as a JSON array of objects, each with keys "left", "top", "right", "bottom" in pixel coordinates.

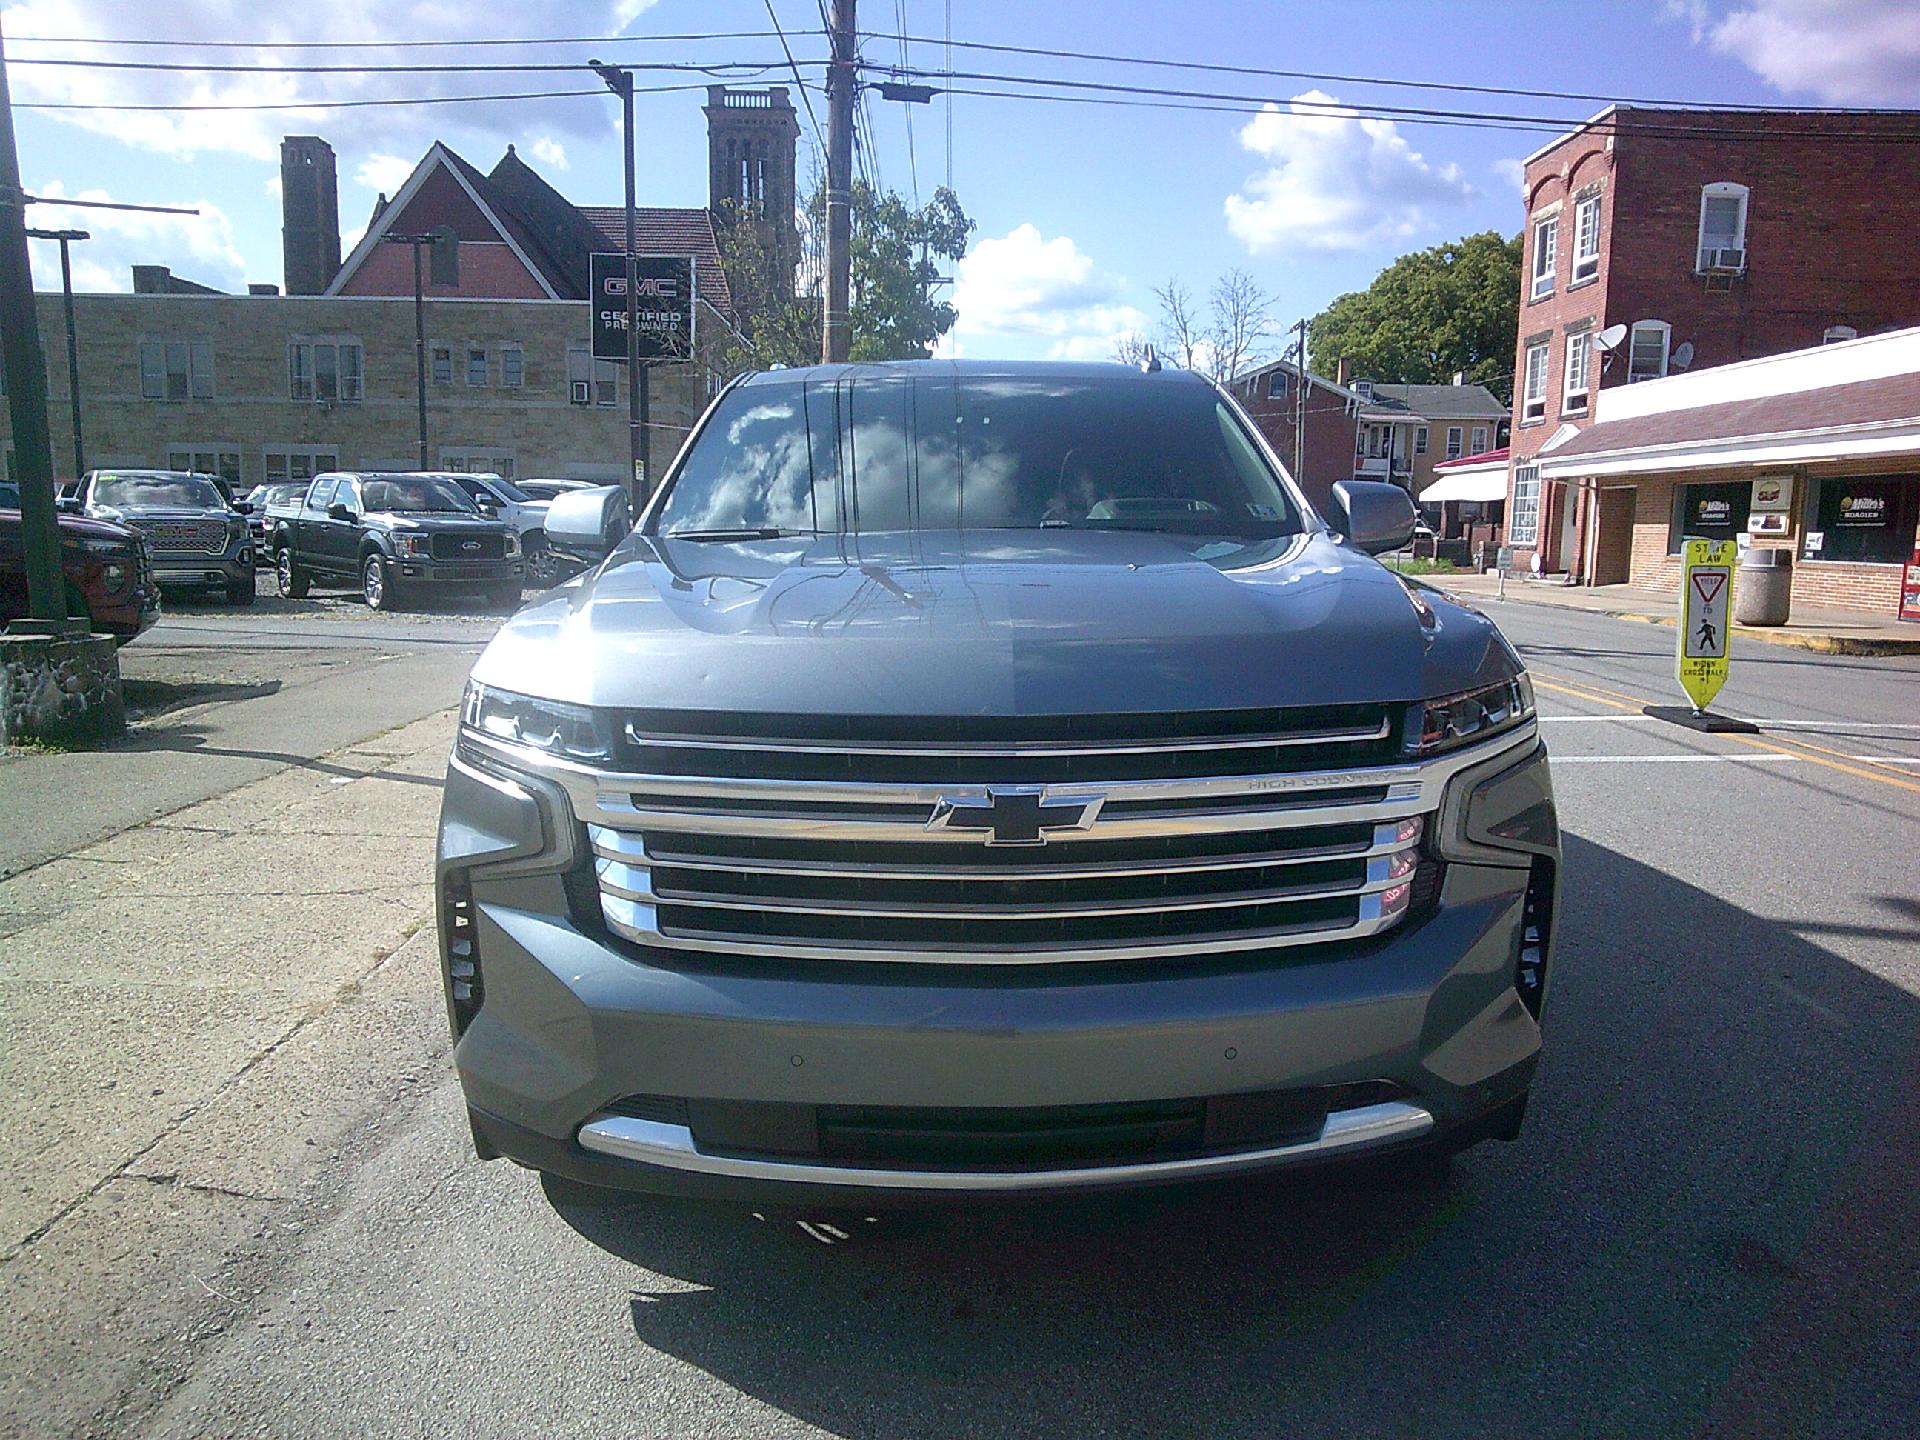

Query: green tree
[
  {"left": 716, "top": 181, "right": 974, "bottom": 372},
  {"left": 1307, "top": 231, "right": 1523, "bottom": 401}
]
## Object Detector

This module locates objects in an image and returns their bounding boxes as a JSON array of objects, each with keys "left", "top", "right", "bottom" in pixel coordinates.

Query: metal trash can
[{"left": 1735, "top": 545, "right": 1792, "bottom": 626}]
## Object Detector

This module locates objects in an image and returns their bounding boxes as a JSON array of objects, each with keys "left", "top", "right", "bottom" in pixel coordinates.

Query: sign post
[{"left": 1676, "top": 537, "right": 1735, "bottom": 714}]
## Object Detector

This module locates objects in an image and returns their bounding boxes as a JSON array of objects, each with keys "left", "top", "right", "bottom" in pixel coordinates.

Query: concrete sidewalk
[
  {"left": 0, "top": 709, "right": 459, "bottom": 1437},
  {"left": 1429, "top": 570, "right": 1920, "bottom": 655}
]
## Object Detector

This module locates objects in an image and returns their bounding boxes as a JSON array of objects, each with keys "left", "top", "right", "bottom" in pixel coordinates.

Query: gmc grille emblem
[{"left": 926, "top": 787, "right": 1106, "bottom": 847}]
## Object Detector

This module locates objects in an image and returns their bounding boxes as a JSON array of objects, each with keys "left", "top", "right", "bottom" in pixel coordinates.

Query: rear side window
[{"left": 656, "top": 373, "right": 1304, "bottom": 538}]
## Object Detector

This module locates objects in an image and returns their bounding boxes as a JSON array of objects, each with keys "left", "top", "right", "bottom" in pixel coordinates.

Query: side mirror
[
  {"left": 57, "top": 497, "right": 82, "bottom": 514},
  {"left": 474, "top": 497, "right": 498, "bottom": 516},
  {"left": 232, "top": 500, "right": 253, "bottom": 515},
  {"left": 1327, "top": 480, "right": 1417, "bottom": 556},
  {"left": 327, "top": 502, "right": 355, "bottom": 522},
  {"left": 543, "top": 485, "right": 631, "bottom": 563}
]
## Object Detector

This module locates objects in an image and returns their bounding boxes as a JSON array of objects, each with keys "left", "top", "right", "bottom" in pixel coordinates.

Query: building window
[
  {"left": 1521, "top": 342, "right": 1550, "bottom": 421},
  {"left": 500, "top": 346, "right": 524, "bottom": 388},
  {"left": 264, "top": 447, "right": 339, "bottom": 484},
  {"left": 1823, "top": 325, "right": 1857, "bottom": 345},
  {"left": 1802, "top": 475, "right": 1920, "bottom": 565},
  {"left": 466, "top": 348, "right": 488, "bottom": 387},
  {"left": 1627, "top": 321, "right": 1670, "bottom": 383},
  {"left": 1446, "top": 426, "right": 1464, "bottom": 459},
  {"left": 1414, "top": 426, "right": 1428, "bottom": 455},
  {"left": 1530, "top": 215, "right": 1558, "bottom": 300},
  {"left": 289, "top": 341, "right": 363, "bottom": 403},
  {"left": 431, "top": 346, "right": 453, "bottom": 384},
  {"left": 1353, "top": 379, "right": 1374, "bottom": 400},
  {"left": 1697, "top": 183, "right": 1749, "bottom": 272},
  {"left": 1265, "top": 370, "right": 1289, "bottom": 401},
  {"left": 1510, "top": 465, "right": 1541, "bottom": 546},
  {"left": 1471, "top": 425, "right": 1490, "bottom": 454},
  {"left": 1563, "top": 332, "right": 1592, "bottom": 414},
  {"left": 567, "top": 340, "right": 618, "bottom": 406},
  {"left": 1668, "top": 480, "right": 1752, "bottom": 553},
  {"left": 1571, "top": 193, "right": 1602, "bottom": 284},
  {"left": 165, "top": 447, "right": 242, "bottom": 487},
  {"left": 139, "top": 340, "right": 214, "bottom": 401},
  {"left": 441, "top": 448, "right": 517, "bottom": 481}
]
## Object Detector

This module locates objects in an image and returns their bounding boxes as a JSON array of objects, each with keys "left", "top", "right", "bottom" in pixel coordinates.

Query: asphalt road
[{"left": 6, "top": 590, "right": 1918, "bottom": 1439}]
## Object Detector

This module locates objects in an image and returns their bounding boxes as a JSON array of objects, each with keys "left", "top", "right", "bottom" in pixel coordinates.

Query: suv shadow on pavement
[{"left": 541, "top": 831, "right": 1920, "bottom": 1440}]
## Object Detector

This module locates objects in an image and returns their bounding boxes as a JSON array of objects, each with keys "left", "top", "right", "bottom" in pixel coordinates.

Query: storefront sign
[
  {"left": 1749, "top": 475, "right": 1791, "bottom": 513},
  {"left": 590, "top": 253, "right": 696, "bottom": 362},
  {"left": 1676, "top": 538, "right": 1736, "bottom": 713},
  {"left": 1835, "top": 491, "right": 1889, "bottom": 527}
]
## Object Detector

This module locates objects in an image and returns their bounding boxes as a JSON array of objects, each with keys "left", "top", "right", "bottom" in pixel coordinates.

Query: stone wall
[{"left": 0, "top": 633, "right": 125, "bottom": 745}]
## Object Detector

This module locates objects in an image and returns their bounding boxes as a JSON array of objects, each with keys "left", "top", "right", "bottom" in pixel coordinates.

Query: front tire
[
  {"left": 362, "top": 552, "right": 400, "bottom": 611},
  {"left": 276, "top": 548, "right": 310, "bottom": 599}
]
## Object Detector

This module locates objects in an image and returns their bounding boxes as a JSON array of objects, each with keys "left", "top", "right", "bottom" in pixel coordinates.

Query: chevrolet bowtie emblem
[{"left": 926, "top": 787, "right": 1105, "bottom": 846}]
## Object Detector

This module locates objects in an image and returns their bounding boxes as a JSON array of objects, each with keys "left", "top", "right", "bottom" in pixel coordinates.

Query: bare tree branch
[
  {"left": 1207, "top": 267, "right": 1274, "bottom": 384},
  {"left": 1152, "top": 277, "right": 1204, "bottom": 372}
]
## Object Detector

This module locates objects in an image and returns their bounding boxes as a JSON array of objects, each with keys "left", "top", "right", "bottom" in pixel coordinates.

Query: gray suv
[{"left": 439, "top": 361, "right": 1559, "bottom": 1201}]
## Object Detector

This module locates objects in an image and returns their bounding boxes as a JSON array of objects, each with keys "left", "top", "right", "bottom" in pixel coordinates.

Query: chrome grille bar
[{"left": 622, "top": 717, "right": 1390, "bottom": 757}]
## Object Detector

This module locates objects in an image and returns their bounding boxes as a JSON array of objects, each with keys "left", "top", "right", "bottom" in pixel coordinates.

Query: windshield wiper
[{"left": 661, "top": 527, "right": 807, "bottom": 543}]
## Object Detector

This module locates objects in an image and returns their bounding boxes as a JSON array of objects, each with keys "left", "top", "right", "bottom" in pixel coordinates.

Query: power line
[
  {"left": 882, "top": 31, "right": 1905, "bottom": 116},
  {"left": 6, "top": 30, "right": 784, "bottom": 51},
  {"left": 868, "top": 64, "right": 1920, "bottom": 142},
  {"left": 765, "top": 0, "right": 828, "bottom": 157},
  {"left": 10, "top": 55, "right": 808, "bottom": 77},
  {"left": 16, "top": 84, "right": 734, "bottom": 115},
  {"left": 894, "top": 0, "right": 919, "bottom": 204}
]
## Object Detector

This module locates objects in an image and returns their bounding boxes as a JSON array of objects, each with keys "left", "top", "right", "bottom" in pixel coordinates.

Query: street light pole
[
  {"left": 411, "top": 239, "right": 428, "bottom": 470},
  {"left": 591, "top": 61, "right": 647, "bottom": 508},
  {"left": 25, "top": 226, "right": 87, "bottom": 477},
  {"left": 0, "top": 18, "right": 71, "bottom": 630}
]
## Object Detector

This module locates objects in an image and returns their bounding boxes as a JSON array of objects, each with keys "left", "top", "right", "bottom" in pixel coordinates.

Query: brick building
[
  {"left": 1355, "top": 380, "right": 1507, "bottom": 504},
  {"left": 1228, "top": 360, "right": 1364, "bottom": 511},
  {"left": 1, "top": 88, "right": 803, "bottom": 496},
  {"left": 1504, "top": 106, "right": 1920, "bottom": 594}
]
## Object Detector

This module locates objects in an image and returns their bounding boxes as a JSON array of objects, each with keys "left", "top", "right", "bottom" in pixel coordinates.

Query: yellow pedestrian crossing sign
[{"left": 1676, "top": 538, "right": 1736, "bottom": 713}]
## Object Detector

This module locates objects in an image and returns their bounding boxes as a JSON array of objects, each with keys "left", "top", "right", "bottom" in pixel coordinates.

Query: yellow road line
[{"left": 1528, "top": 671, "right": 1920, "bottom": 796}]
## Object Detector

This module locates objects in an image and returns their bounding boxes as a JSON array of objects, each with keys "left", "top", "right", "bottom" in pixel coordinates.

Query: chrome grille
[
  {"left": 454, "top": 706, "right": 1526, "bottom": 968},
  {"left": 432, "top": 532, "right": 506, "bottom": 560},
  {"left": 131, "top": 517, "right": 227, "bottom": 556}
]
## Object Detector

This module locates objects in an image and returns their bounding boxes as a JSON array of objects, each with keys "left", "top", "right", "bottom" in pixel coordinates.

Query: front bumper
[
  {"left": 153, "top": 546, "right": 251, "bottom": 588},
  {"left": 393, "top": 556, "right": 523, "bottom": 587},
  {"left": 440, "top": 735, "right": 1558, "bottom": 1202}
]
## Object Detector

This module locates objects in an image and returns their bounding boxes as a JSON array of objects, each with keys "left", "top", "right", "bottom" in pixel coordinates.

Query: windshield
[
  {"left": 654, "top": 372, "right": 1306, "bottom": 540},
  {"left": 476, "top": 476, "right": 532, "bottom": 503},
  {"left": 361, "top": 477, "right": 479, "bottom": 514},
  {"left": 93, "top": 472, "right": 227, "bottom": 510}
]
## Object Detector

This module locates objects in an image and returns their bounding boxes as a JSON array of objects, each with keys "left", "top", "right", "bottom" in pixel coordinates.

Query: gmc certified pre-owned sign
[{"left": 590, "top": 253, "right": 695, "bottom": 362}]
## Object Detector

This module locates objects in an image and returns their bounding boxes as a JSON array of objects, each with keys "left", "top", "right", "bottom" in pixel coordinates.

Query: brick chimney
[
  {"left": 281, "top": 136, "right": 341, "bottom": 296},
  {"left": 1336, "top": 356, "right": 1352, "bottom": 388}
]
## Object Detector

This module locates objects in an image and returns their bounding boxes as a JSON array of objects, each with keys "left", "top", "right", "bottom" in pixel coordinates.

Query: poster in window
[
  {"left": 1749, "top": 475, "right": 1791, "bottom": 514},
  {"left": 1809, "top": 476, "right": 1920, "bottom": 564}
]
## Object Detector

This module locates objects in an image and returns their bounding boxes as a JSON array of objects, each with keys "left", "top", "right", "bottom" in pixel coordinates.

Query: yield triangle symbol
[{"left": 1693, "top": 572, "right": 1725, "bottom": 606}]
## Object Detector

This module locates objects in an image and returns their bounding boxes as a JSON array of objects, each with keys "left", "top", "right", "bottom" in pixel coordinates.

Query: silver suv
[{"left": 438, "top": 361, "right": 1559, "bottom": 1201}]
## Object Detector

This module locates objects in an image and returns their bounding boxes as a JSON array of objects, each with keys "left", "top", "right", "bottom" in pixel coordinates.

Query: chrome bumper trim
[{"left": 575, "top": 1100, "right": 1435, "bottom": 1190}]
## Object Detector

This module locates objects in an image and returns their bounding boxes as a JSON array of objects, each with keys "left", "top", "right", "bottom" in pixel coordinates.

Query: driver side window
[{"left": 333, "top": 479, "right": 362, "bottom": 514}]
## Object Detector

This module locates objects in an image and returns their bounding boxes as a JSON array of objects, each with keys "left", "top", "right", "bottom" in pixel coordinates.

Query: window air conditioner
[
  {"left": 570, "top": 380, "right": 591, "bottom": 405},
  {"left": 1701, "top": 247, "right": 1746, "bottom": 273}
]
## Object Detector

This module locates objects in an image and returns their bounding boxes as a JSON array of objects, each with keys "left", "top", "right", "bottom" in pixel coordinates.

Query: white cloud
[
  {"left": 0, "top": 0, "right": 654, "bottom": 162},
  {"left": 1492, "top": 158, "right": 1527, "bottom": 195},
  {"left": 1682, "top": 0, "right": 1920, "bottom": 104},
  {"left": 265, "top": 174, "right": 283, "bottom": 199},
  {"left": 1223, "top": 91, "right": 1476, "bottom": 255},
  {"left": 943, "top": 224, "right": 1149, "bottom": 362},
  {"left": 529, "top": 136, "right": 570, "bottom": 171},
  {"left": 353, "top": 153, "right": 417, "bottom": 196},
  {"left": 25, "top": 181, "right": 248, "bottom": 292}
]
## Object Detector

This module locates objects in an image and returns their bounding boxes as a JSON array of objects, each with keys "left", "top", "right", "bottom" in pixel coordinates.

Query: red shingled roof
[{"left": 578, "top": 207, "right": 731, "bottom": 315}]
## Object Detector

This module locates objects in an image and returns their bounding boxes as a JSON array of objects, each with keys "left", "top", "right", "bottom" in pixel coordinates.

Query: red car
[{"left": 0, "top": 499, "right": 162, "bottom": 645}]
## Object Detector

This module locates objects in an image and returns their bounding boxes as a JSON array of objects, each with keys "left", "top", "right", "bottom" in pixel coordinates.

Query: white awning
[{"left": 1420, "top": 467, "right": 1506, "bottom": 503}]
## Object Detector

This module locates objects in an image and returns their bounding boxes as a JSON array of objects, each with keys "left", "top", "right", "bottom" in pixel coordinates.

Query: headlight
[
  {"left": 397, "top": 534, "right": 432, "bottom": 557},
  {"left": 1407, "top": 674, "right": 1535, "bottom": 757},
  {"left": 79, "top": 538, "right": 132, "bottom": 556},
  {"left": 460, "top": 682, "right": 612, "bottom": 764},
  {"left": 503, "top": 531, "right": 521, "bottom": 555},
  {"left": 101, "top": 562, "right": 129, "bottom": 589}
]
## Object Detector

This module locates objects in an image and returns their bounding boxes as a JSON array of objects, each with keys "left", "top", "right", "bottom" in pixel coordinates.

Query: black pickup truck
[{"left": 266, "top": 471, "right": 522, "bottom": 611}]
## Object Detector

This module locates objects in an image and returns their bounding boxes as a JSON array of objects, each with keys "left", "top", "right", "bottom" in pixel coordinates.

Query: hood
[
  {"left": 1, "top": 510, "right": 140, "bottom": 544},
  {"left": 104, "top": 506, "right": 233, "bottom": 521},
  {"left": 472, "top": 529, "right": 1520, "bottom": 718},
  {"left": 367, "top": 512, "right": 511, "bottom": 534}
]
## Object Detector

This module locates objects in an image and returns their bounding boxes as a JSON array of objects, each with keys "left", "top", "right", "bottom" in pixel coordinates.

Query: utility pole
[
  {"left": 383, "top": 231, "right": 455, "bottom": 470},
  {"left": 25, "top": 226, "right": 87, "bottom": 477},
  {"left": 592, "top": 61, "right": 647, "bottom": 504},
  {"left": 822, "top": 0, "right": 856, "bottom": 363},
  {"left": 1291, "top": 317, "right": 1308, "bottom": 490},
  {"left": 0, "top": 19, "right": 69, "bottom": 630}
]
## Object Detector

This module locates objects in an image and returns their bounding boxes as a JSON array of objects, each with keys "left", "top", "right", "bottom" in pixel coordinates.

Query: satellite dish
[
  {"left": 1594, "top": 323, "right": 1629, "bottom": 352},
  {"left": 1671, "top": 342, "right": 1695, "bottom": 370}
]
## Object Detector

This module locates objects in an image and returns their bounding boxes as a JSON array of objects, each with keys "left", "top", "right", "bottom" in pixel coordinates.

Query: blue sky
[{"left": 8, "top": 0, "right": 1920, "bottom": 367}]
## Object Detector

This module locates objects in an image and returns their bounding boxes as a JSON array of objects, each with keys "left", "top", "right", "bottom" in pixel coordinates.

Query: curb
[{"left": 1439, "top": 585, "right": 1920, "bottom": 657}]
